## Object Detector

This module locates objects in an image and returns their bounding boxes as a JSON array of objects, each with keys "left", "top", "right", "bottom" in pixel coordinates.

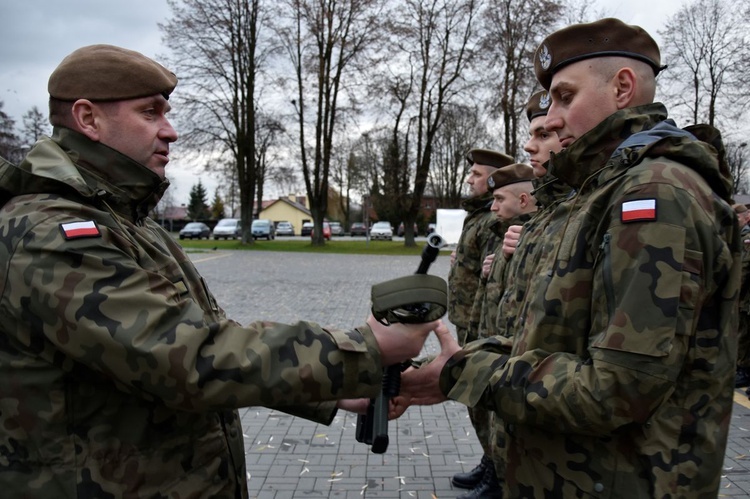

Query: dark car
[
  {"left": 300, "top": 222, "right": 314, "bottom": 237},
  {"left": 179, "top": 222, "right": 211, "bottom": 240},
  {"left": 350, "top": 222, "right": 368, "bottom": 236}
]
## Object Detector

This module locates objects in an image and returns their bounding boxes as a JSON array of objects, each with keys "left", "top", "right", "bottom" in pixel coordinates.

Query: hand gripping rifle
[{"left": 355, "top": 233, "right": 447, "bottom": 453}]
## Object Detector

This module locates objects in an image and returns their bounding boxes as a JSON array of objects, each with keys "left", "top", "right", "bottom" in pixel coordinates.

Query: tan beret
[
  {"left": 48, "top": 44, "right": 177, "bottom": 101},
  {"left": 487, "top": 163, "right": 535, "bottom": 190},
  {"left": 526, "top": 90, "right": 551, "bottom": 122},
  {"left": 466, "top": 149, "right": 514, "bottom": 169},
  {"left": 534, "top": 18, "right": 662, "bottom": 90},
  {"left": 733, "top": 203, "right": 748, "bottom": 214}
]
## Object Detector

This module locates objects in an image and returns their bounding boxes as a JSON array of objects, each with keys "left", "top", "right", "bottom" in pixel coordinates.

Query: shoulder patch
[
  {"left": 621, "top": 199, "right": 657, "bottom": 223},
  {"left": 60, "top": 220, "right": 101, "bottom": 240}
]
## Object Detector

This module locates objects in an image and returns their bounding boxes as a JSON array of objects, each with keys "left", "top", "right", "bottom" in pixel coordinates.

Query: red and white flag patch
[
  {"left": 621, "top": 199, "right": 657, "bottom": 223},
  {"left": 60, "top": 220, "right": 101, "bottom": 240}
]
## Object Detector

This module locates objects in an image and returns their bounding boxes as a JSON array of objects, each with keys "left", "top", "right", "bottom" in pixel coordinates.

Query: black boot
[
  {"left": 452, "top": 455, "right": 491, "bottom": 489},
  {"left": 736, "top": 367, "right": 750, "bottom": 388},
  {"left": 456, "top": 461, "right": 503, "bottom": 499}
]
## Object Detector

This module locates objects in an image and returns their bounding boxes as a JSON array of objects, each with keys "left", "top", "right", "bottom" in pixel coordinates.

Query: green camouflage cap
[
  {"left": 534, "top": 18, "right": 662, "bottom": 90},
  {"left": 466, "top": 149, "right": 514, "bottom": 169},
  {"left": 48, "top": 44, "right": 177, "bottom": 101}
]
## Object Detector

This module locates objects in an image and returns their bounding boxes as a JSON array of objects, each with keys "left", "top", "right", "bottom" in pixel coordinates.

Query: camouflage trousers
[{"left": 468, "top": 406, "right": 493, "bottom": 458}]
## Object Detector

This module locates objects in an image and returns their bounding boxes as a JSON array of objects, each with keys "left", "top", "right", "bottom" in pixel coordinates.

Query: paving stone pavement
[{"left": 190, "top": 249, "right": 750, "bottom": 498}]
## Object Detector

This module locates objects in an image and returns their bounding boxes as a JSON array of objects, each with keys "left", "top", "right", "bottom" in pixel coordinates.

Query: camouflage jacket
[
  {"left": 0, "top": 128, "right": 385, "bottom": 498},
  {"left": 469, "top": 216, "right": 524, "bottom": 341},
  {"left": 448, "top": 194, "right": 498, "bottom": 342},
  {"left": 440, "top": 104, "right": 740, "bottom": 498}
]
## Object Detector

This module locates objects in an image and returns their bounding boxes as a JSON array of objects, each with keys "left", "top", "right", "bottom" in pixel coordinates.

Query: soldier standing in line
[
  {"left": 0, "top": 45, "right": 442, "bottom": 498},
  {"left": 448, "top": 149, "right": 514, "bottom": 492},
  {"left": 459, "top": 163, "right": 536, "bottom": 499},
  {"left": 398, "top": 18, "right": 740, "bottom": 497},
  {"left": 734, "top": 204, "right": 750, "bottom": 389}
]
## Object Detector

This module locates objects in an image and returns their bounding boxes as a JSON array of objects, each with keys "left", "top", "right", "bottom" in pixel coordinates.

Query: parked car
[
  {"left": 309, "top": 222, "right": 331, "bottom": 240},
  {"left": 179, "top": 222, "right": 211, "bottom": 240},
  {"left": 300, "top": 222, "right": 314, "bottom": 237},
  {"left": 276, "top": 221, "right": 295, "bottom": 236},
  {"left": 329, "top": 221, "right": 344, "bottom": 236},
  {"left": 370, "top": 221, "right": 393, "bottom": 241},
  {"left": 397, "top": 222, "right": 419, "bottom": 237},
  {"left": 251, "top": 219, "right": 276, "bottom": 240},
  {"left": 212, "top": 218, "right": 241, "bottom": 239},
  {"left": 349, "top": 222, "right": 368, "bottom": 236}
]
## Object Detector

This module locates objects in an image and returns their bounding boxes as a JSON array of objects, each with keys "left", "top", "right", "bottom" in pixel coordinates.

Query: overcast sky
[{"left": 0, "top": 0, "right": 686, "bottom": 204}]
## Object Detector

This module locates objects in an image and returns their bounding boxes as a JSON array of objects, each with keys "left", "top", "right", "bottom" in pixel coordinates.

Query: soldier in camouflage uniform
[
  {"left": 472, "top": 164, "right": 536, "bottom": 344},
  {"left": 448, "top": 149, "right": 514, "bottom": 492},
  {"left": 400, "top": 18, "right": 740, "bottom": 498},
  {"left": 0, "top": 45, "right": 440, "bottom": 499},
  {"left": 460, "top": 165, "right": 535, "bottom": 499}
]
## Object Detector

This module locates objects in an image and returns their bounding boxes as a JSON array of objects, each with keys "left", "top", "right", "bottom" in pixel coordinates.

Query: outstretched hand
[
  {"left": 368, "top": 315, "right": 439, "bottom": 366},
  {"left": 389, "top": 321, "right": 460, "bottom": 418}
]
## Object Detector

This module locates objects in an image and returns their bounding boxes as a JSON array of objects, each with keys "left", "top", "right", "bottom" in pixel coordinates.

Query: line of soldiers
[{"left": 435, "top": 16, "right": 742, "bottom": 499}]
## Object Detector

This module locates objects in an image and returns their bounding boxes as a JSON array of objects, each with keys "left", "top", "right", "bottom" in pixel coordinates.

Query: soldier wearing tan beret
[
  {"left": 448, "top": 147, "right": 513, "bottom": 495},
  {"left": 398, "top": 17, "right": 740, "bottom": 499},
  {"left": 0, "top": 45, "right": 443, "bottom": 498}
]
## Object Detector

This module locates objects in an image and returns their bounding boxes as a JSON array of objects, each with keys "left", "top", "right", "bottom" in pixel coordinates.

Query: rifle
[{"left": 355, "top": 233, "right": 447, "bottom": 453}]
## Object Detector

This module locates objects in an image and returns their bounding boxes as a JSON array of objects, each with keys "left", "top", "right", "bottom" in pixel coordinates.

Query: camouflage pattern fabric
[
  {"left": 0, "top": 128, "right": 385, "bottom": 498},
  {"left": 448, "top": 195, "right": 498, "bottom": 345},
  {"left": 440, "top": 104, "right": 740, "bottom": 498}
]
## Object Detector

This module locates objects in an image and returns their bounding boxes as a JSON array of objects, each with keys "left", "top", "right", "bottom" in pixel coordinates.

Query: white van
[{"left": 212, "top": 218, "right": 241, "bottom": 239}]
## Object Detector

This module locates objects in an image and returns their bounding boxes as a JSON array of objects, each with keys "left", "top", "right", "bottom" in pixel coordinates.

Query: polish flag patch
[
  {"left": 621, "top": 199, "right": 657, "bottom": 223},
  {"left": 60, "top": 220, "right": 101, "bottom": 240}
]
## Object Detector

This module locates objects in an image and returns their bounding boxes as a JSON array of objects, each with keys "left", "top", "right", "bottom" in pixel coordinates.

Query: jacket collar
[
  {"left": 461, "top": 192, "right": 493, "bottom": 213},
  {"left": 547, "top": 103, "right": 669, "bottom": 191},
  {"left": 20, "top": 127, "right": 169, "bottom": 221}
]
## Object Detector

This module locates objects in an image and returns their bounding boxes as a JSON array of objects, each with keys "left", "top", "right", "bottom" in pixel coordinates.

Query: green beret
[
  {"left": 48, "top": 44, "right": 177, "bottom": 101},
  {"left": 466, "top": 148, "right": 514, "bottom": 169},
  {"left": 487, "top": 163, "right": 535, "bottom": 190},
  {"left": 534, "top": 18, "right": 662, "bottom": 90},
  {"left": 526, "top": 90, "right": 551, "bottom": 122}
]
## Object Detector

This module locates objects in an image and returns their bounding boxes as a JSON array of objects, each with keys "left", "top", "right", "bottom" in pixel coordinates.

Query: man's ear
[
  {"left": 613, "top": 67, "right": 637, "bottom": 109},
  {"left": 70, "top": 99, "right": 101, "bottom": 141},
  {"left": 518, "top": 192, "right": 529, "bottom": 208}
]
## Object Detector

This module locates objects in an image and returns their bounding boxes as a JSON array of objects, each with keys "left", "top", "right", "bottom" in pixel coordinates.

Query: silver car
[
  {"left": 369, "top": 221, "right": 393, "bottom": 241},
  {"left": 276, "top": 221, "right": 295, "bottom": 236}
]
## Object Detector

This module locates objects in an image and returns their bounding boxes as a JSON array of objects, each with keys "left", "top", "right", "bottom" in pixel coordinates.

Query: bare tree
[
  {"left": 275, "top": 0, "right": 383, "bottom": 245},
  {"left": 254, "top": 114, "right": 285, "bottom": 217},
  {"left": 429, "top": 103, "right": 491, "bottom": 207},
  {"left": 659, "top": 0, "right": 750, "bottom": 128},
  {"left": 478, "top": 0, "right": 563, "bottom": 158},
  {"left": 21, "top": 106, "right": 50, "bottom": 146},
  {"left": 162, "top": 0, "right": 269, "bottom": 243},
  {"left": 379, "top": 0, "right": 482, "bottom": 246},
  {"left": 0, "top": 101, "right": 22, "bottom": 164},
  {"left": 728, "top": 141, "right": 749, "bottom": 195}
]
